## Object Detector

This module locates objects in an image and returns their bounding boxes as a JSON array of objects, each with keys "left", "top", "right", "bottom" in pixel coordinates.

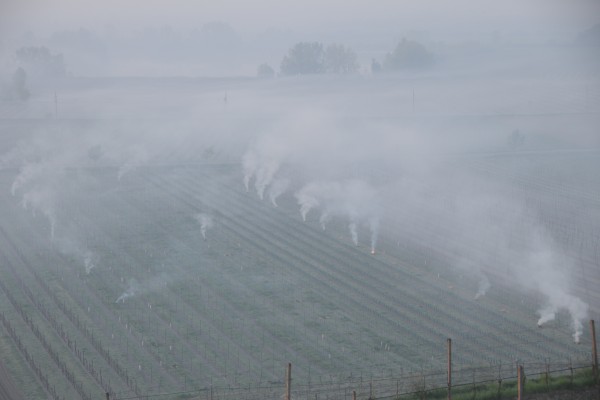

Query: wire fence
[{"left": 110, "top": 358, "right": 597, "bottom": 400}]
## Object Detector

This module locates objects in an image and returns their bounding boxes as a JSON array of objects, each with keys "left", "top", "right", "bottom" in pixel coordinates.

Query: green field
[{"left": 0, "top": 75, "right": 599, "bottom": 400}]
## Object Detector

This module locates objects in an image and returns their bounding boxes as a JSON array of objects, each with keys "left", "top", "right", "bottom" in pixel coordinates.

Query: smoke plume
[
  {"left": 194, "top": 213, "right": 214, "bottom": 240},
  {"left": 267, "top": 177, "right": 290, "bottom": 207},
  {"left": 295, "top": 180, "right": 381, "bottom": 249},
  {"left": 116, "top": 273, "right": 171, "bottom": 303}
]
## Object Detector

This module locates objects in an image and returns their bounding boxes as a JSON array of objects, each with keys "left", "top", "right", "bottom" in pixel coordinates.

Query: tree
[
  {"left": 507, "top": 129, "right": 525, "bottom": 150},
  {"left": 324, "top": 44, "right": 358, "bottom": 74},
  {"left": 371, "top": 58, "right": 382, "bottom": 74},
  {"left": 575, "top": 23, "right": 600, "bottom": 46},
  {"left": 12, "top": 68, "right": 30, "bottom": 101},
  {"left": 257, "top": 63, "right": 275, "bottom": 78},
  {"left": 15, "top": 46, "right": 66, "bottom": 78},
  {"left": 384, "top": 38, "right": 434, "bottom": 71},
  {"left": 280, "top": 42, "right": 324, "bottom": 75},
  {"left": 1, "top": 68, "right": 30, "bottom": 101}
]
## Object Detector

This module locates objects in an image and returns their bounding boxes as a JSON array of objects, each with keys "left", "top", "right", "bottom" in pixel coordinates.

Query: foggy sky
[{"left": 4, "top": 0, "right": 599, "bottom": 37}]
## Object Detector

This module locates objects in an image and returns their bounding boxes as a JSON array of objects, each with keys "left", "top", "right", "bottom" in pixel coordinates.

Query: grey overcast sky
[{"left": 3, "top": 0, "right": 599, "bottom": 36}]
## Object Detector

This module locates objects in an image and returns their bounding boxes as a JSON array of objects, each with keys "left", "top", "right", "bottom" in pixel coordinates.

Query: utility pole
[
  {"left": 517, "top": 365, "right": 524, "bottom": 400},
  {"left": 285, "top": 363, "right": 292, "bottom": 400},
  {"left": 447, "top": 338, "right": 452, "bottom": 400},
  {"left": 591, "top": 320, "right": 598, "bottom": 381}
]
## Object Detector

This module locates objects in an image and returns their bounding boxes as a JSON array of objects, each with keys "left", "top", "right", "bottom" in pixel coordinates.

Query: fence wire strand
[{"left": 111, "top": 359, "right": 596, "bottom": 400}]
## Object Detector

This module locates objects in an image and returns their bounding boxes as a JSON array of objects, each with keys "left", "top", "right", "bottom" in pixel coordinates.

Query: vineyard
[{"left": 0, "top": 75, "right": 599, "bottom": 400}]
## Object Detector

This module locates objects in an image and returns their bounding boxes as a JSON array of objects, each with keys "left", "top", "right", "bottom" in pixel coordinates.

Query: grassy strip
[{"left": 401, "top": 367, "right": 598, "bottom": 400}]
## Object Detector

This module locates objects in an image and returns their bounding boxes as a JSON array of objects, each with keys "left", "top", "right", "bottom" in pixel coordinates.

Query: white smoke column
[
  {"left": 10, "top": 159, "right": 59, "bottom": 240},
  {"left": 369, "top": 217, "right": 380, "bottom": 254},
  {"left": 194, "top": 213, "right": 214, "bottom": 240},
  {"left": 296, "top": 181, "right": 381, "bottom": 240},
  {"left": 116, "top": 274, "right": 171, "bottom": 303},
  {"left": 5, "top": 131, "right": 108, "bottom": 244},
  {"left": 295, "top": 181, "right": 342, "bottom": 222},
  {"left": 242, "top": 150, "right": 258, "bottom": 192},
  {"left": 319, "top": 210, "right": 332, "bottom": 230},
  {"left": 349, "top": 222, "right": 358, "bottom": 246},
  {"left": 254, "top": 158, "right": 280, "bottom": 200},
  {"left": 21, "top": 189, "right": 57, "bottom": 239},
  {"left": 54, "top": 236, "right": 98, "bottom": 274},
  {"left": 299, "top": 197, "right": 319, "bottom": 221},
  {"left": 474, "top": 275, "right": 491, "bottom": 299},
  {"left": 537, "top": 304, "right": 556, "bottom": 327},
  {"left": 117, "top": 147, "right": 149, "bottom": 180},
  {"left": 84, "top": 251, "right": 96, "bottom": 274},
  {"left": 242, "top": 133, "right": 289, "bottom": 198},
  {"left": 267, "top": 178, "right": 290, "bottom": 207},
  {"left": 295, "top": 184, "right": 321, "bottom": 221},
  {"left": 11, "top": 163, "right": 45, "bottom": 196},
  {"left": 536, "top": 293, "right": 588, "bottom": 343},
  {"left": 520, "top": 232, "right": 589, "bottom": 343},
  {"left": 116, "top": 279, "right": 139, "bottom": 303},
  {"left": 567, "top": 297, "right": 589, "bottom": 343}
]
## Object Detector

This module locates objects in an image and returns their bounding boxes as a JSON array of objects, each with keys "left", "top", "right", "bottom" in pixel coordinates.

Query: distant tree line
[
  {"left": 1, "top": 46, "right": 67, "bottom": 101},
  {"left": 258, "top": 38, "right": 434, "bottom": 78},
  {"left": 15, "top": 46, "right": 67, "bottom": 78},
  {"left": 1, "top": 67, "right": 30, "bottom": 101},
  {"left": 279, "top": 42, "right": 359, "bottom": 75}
]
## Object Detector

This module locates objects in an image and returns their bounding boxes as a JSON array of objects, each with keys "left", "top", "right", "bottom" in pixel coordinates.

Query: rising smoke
[
  {"left": 267, "top": 177, "right": 291, "bottom": 207},
  {"left": 194, "top": 212, "right": 214, "bottom": 240},
  {"left": 295, "top": 180, "right": 381, "bottom": 252},
  {"left": 116, "top": 273, "right": 171, "bottom": 303}
]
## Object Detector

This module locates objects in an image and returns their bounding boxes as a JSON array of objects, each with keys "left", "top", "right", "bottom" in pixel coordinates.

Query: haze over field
[
  {"left": 1, "top": 0, "right": 599, "bottom": 75},
  {"left": 0, "top": 1, "right": 599, "bottom": 399}
]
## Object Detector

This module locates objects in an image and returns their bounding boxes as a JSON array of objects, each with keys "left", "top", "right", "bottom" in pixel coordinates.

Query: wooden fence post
[
  {"left": 591, "top": 320, "right": 598, "bottom": 381},
  {"left": 447, "top": 338, "right": 452, "bottom": 400},
  {"left": 545, "top": 362, "right": 549, "bottom": 392},
  {"left": 517, "top": 365, "right": 524, "bottom": 400},
  {"left": 105, "top": 392, "right": 109, "bottom": 400},
  {"left": 353, "top": 390, "right": 356, "bottom": 400},
  {"left": 286, "top": 363, "right": 292, "bottom": 400}
]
